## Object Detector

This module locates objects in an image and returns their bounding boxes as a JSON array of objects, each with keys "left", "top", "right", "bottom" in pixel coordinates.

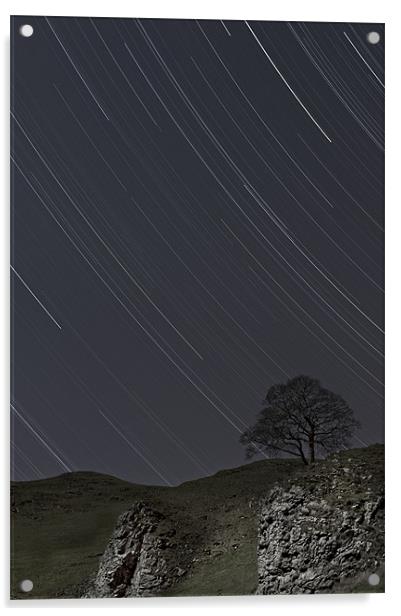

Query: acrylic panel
[{"left": 10, "top": 16, "right": 384, "bottom": 599}]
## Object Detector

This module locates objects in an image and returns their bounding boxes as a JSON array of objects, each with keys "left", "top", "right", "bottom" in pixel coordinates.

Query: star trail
[{"left": 10, "top": 16, "right": 384, "bottom": 485}]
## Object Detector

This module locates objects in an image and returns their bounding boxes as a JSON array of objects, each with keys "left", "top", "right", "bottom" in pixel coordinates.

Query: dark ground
[{"left": 10, "top": 444, "right": 384, "bottom": 599}]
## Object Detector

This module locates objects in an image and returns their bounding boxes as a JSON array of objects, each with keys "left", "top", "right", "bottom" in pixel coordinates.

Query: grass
[
  {"left": 11, "top": 458, "right": 301, "bottom": 599},
  {"left": 10, "top": 446, "right": 384, "bottom": 599}
]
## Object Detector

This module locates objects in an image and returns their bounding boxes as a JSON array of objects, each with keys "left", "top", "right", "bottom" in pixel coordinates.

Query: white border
[
  {"left": 0, "top": 0, "right": 393, "bottom": 21},
  {"left": 2, "top": 1, "right": 400, "bottom": 614}
]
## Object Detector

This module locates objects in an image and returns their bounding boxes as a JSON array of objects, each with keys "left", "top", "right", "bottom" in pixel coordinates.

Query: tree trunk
[
  {"left": 308, "top": 431, "right": 315, "bottom": 463},
  {"left": 297, "top": 442, "right": 308, "bottom": 465}
]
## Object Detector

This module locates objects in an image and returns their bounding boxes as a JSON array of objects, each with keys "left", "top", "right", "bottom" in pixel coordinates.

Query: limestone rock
[
  {"left": 84, "top": 502, "right": 187, "bottom": 597},
  {"left": 257, "top": 453, "right": 384, "bottom": 594}
]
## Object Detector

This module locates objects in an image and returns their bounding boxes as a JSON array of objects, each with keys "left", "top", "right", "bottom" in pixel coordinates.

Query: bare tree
[{"left": 240, "top": 375, "right": 360, "bottom": 464}]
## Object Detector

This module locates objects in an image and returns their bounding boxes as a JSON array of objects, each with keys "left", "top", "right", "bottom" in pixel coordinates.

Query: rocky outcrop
[
  {"left": 257, "top": 450, "right": 384, "bottom": 594},
  {"left": 84, "top": 502, "right": 187, "bottom": 597},
  {"left": 81, "top": 447, "right": 383, "bottom": 597}
]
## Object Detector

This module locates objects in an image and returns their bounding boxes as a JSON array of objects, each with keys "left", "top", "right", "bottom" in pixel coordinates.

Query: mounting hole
[
  {"left": 19, "top": 24, "right": 34, "bottom": 38},
  {"left": 368, "top": 573, "right": 380, "bottom": 586},
  {"left": 366, "top": 31, "right": 380, "bottom": 45},
  {"left": 19, "top": 579, "right": 33, "bottom": 592}
]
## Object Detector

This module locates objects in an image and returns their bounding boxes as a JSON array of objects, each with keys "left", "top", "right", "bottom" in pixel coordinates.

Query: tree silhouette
[{"left": 240, "top": 375, "right": 360, "bottom": 464}]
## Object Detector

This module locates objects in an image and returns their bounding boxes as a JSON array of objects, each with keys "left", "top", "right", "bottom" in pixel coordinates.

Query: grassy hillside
[{"left": 10, "top": 445, "right": 383, "bottom": 599}]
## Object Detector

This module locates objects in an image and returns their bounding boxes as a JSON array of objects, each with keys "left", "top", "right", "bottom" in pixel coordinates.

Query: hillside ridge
[{"left": 11, "top": 444, "right": 383, "bottom": 598}]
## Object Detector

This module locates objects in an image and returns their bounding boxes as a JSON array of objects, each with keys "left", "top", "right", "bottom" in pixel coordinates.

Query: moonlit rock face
[{"left": 257, "top": 448, "right": 384, "bottom": 594}]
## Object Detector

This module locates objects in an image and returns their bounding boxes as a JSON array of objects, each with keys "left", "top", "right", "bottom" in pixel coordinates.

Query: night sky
[{"left": 10, "top": 16, "right": 384, "bottom": 485}]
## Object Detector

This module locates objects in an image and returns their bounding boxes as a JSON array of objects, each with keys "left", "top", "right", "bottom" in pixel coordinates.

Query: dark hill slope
[{"left": 10, "top": 445, "right": 383, "bottom": 598}]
